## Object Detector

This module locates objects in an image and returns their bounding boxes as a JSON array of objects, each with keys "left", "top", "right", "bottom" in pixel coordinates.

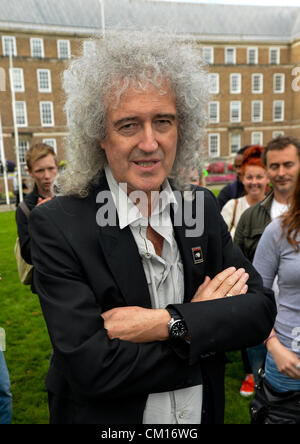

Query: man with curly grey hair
[{"left": 29, "top": 31, "right": 276, "bottom": 424}]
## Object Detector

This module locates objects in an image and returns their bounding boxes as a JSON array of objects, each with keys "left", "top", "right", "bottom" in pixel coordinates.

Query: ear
[
  {"left": 27, "top": 168, "right": 34, "bottom": 179},
  {"left": 99, "top": 140, "right": 106, "bottom": 151}
]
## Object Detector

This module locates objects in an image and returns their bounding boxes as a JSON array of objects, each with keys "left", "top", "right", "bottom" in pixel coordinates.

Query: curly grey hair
[{"left": 60, "top": 30, "right": 209, "bottom": 197}]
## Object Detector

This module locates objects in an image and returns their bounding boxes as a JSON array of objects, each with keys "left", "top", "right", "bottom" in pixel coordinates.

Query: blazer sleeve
[
  {"left": 29, "top": 204, "right": 201, "bottom": 401},
  {"left": 172, "top": 191, "right": 277, "bottom": 366}
]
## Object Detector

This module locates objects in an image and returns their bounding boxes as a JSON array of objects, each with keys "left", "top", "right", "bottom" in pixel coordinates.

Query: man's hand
[
  {"left": 101, "top": 306, "right": 170, "bottom": 343},
  {"left": 36, "top": 197, "right": 53, "bottom": 207},
  {"left": 191, "top": 267, "right": 249, "bottom": 303}
]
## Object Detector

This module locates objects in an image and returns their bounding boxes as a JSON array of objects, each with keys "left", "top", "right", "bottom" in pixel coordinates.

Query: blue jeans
[
  {"left": 247, "top": 343, "right": 267, "bottom": 384},
  {"left": 265, "top": 352, "right": 300, "bottom": 392},
  {"left": 0, "top": 351, "right": 12, "bottom": 424}
]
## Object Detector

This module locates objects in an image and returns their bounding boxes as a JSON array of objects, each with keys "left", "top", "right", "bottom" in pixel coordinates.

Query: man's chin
[
  {"left": 41, "top": 185, "right": 52, "bottom": 194},
  {"left": 275, "top": 183, "right": 291, "bottom": 193},
  {"left": 128, "top": 179, "right": 163, "bottom": 195}
]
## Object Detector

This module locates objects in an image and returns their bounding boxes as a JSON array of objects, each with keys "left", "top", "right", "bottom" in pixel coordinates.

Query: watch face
[{"left": 170, "top": 320, "right": 187, "bottom": 339}]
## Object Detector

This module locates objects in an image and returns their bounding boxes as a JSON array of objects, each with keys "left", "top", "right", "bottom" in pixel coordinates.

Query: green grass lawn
[
  {"left": 0, "top": 211, "right": 51, "bottom": 423},
  {"left": 0, "top": 209, "right": 252, "bottom": 424}
]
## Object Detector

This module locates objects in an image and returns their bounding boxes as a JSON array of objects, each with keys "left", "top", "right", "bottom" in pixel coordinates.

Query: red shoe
[{"left": 239, "top": 374, "right": 255, "bottom": 397}]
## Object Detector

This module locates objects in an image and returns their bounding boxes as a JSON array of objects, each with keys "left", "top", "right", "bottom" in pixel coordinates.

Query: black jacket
[
  {"left": 16, "top": 184, "right": 50, "bottom": 293},
  {"left": 15, "top": 184, "right": 41, "bottom": 265},
  {"left": 29, "top": 176, "right": 276, "bottom": 424},
  {"left": 217, "top": 180, "right": 245, "bottom": 210},
  {"left": 234, "top": 192, "right": 273, "bottom": 263}
]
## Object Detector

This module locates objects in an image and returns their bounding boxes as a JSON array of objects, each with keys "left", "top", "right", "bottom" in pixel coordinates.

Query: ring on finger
[
  {"left": 296, "top": 363, "right": 300, "bottom": 370},
  {"left": 225, "top": 293, "right": 234, "bottom": 298}
]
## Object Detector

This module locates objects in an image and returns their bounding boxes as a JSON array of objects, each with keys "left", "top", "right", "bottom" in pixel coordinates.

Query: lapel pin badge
[{"left": 192, "top": 246, "right": 204, "bottom": 264}]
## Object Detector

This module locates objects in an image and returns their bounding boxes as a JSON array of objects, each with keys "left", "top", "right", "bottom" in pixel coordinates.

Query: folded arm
[
  {"left": 29, "top": 204, "right": 201, "bottom": 401},
  {"left": 102, "top": 266, "right": 249, "bottom": 342}
]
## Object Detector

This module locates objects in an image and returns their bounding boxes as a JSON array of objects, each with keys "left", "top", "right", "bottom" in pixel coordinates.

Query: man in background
[
  {"left": 15, "top": 143, "right": 58, "bottom": 266},
  {"left": 217, "top": 146, "right": 249, "bottom": 210}
]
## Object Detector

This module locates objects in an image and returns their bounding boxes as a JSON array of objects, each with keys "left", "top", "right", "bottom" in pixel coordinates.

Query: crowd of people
[
  {"left": 1, "top": 30, "right": 299, "bottom": 425},
  {"left": 219, "top": 137, "right": 300, "bottom": 404}
]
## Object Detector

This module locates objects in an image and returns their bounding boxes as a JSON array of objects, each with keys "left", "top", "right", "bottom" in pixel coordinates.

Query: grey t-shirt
[{"left": 253, "top": 217, "right": 300, "bottom": 358}]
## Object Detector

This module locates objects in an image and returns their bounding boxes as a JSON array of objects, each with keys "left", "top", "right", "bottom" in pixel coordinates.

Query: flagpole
[
  {"left": 0, "top": 115, "right": 10, "bottom": 205},
  {"left": 9, "top": 42, "right": 23, "bottom": 203},
  {"left": 99, "top": 0, "right": 106, "bottom": 37}
]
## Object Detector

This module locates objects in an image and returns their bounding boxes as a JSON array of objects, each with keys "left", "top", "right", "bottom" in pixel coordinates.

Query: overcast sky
[{"left": 159, "top": 0, "right": 300, "bottom": 6}]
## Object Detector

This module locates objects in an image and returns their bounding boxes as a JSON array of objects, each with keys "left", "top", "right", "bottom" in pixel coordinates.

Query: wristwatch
[{"left": 166, "top": 307, "right": 188, "bottom": 340}]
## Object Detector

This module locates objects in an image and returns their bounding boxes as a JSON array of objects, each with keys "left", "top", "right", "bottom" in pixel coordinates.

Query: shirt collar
[{"left": 104, "top": 165, "right": 178, "bottom": 230}]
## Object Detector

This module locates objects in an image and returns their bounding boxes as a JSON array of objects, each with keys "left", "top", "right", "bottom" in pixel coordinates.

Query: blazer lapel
[
  {"left": 171, "top": 190, "right": 207, "bottom": 302},
  {"left": 95, "top": 176, "right": 206, "bottom": 307},
  {"left": 95, "top": 177, "right": 151, "bottom": 309}
]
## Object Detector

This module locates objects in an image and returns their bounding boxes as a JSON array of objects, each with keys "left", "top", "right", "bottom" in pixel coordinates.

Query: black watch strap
[{"left": 166, "top": 306, "right": 182, "bottom": 321}]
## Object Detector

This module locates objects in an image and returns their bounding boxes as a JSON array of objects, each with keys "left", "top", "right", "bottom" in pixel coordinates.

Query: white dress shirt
[{"left": 105, "top": 166, "right": 203, "bottom": 424}]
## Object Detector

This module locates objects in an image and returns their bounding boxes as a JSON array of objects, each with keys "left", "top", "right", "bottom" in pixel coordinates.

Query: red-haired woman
[
  {"left": 221, "top": 146, "right": 269, "bottom": 238},
  {"left": 253, "top": 171, "right": 300, "bottom": 417}
]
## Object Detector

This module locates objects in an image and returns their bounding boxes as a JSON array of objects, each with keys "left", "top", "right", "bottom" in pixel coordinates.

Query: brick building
[
  {"left": 205, "top": 40, "right": 300, "bottom": 158},
  {"left": 1, "top": 0, "right": 300, "bottom": 190}
]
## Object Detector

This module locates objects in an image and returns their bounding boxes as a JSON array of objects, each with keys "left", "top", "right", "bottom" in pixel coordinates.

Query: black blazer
[{"left": 29, "top": 176, "right": 276, "bottom": 424}]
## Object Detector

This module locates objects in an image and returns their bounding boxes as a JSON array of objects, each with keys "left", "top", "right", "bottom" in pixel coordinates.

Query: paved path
[{"left": 0, "top": 204, "right": 15, "bottom": 213}]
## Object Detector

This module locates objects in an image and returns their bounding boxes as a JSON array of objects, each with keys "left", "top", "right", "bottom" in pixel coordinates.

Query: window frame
[
  {"left": 230, "top": 133, "right": 241, "bottom": 154},
  {"left": 252, "top": 73, "right": 263, "bottom": 94},
  {"left": 37, "top": 69, "right": 52, "bottom": 93},
  {"left": 14, "top": 101, "right": 28, "bottom": 127},
  {"left": 230, "top": 73, "right": 242, "bottom": 94},
  {"left": 225, "top": 47, "right": 236, "bottom": 65},
  {"left": 252, "top": 100, "right": 263, "bottom": 122},
  {"left": 208, "top": 133, "right": 220, "bottom": 158},
  {"left": 273, "top": 73, "right": 285, "bottom": 94},
  {"left": 18, "top": 140, "right": 29, "bottom": 165},
  {"left": 208, "top": 73, "right": 219, "bottom": 94},
  {"left": 273, "top": 100, "right": 284, "bottom": 122},
  {"left": 251, "top": 132, "right": 263, "bottom": 145},
  {"left": 9, "top": 68, "right": 25, "bottom": 92},
  {"left": 272, "top": 131, "right": 284, "bottom": 139},
  {"left": 247, "top": 47, "right": 258, "bottom": 65},
  {"left": 40, "top": 101, "right": 55, "bottom": 127},
  {"left": 2, "top": 36, "right": 17, "bottom": 56},
  {"left": 230, "top": 101, "right": 242, "bottom": 123},
  {"left": 30, "top": 38, "right": 44, "bottom": 58},
  {"left": 42, "top": 138, "right": 57, "bottom": 153},
  {"left": 57, "top": 40, "right": 71, "bottom": 59},
  {"left": 269, "top": 47, "right": 280, "bottom": 65},
  {"left": 202, "top": 46, "right": 214, "bottom": 64},
  {"left": 208, "top": 101, "right": 220, "bottom": 124}
]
